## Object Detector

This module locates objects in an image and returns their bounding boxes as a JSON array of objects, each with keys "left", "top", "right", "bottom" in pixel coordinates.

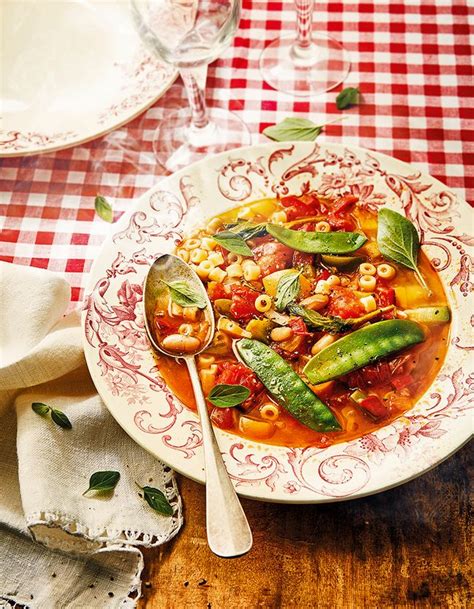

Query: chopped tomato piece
[
  {"left": 210, "top": 407, "right": 235, "bottom": 430},
  {"left": 288, "top": 317, "right": 310, "bottom": 335},
  {"left": 215, "top": 361, "right": 263, "bottom": 410},
  {"left": 375, "top": 286, "right": 396, "bottom": 307},
  {"left": 358, "top": 395, "right": 389, "bottom": 421},
  {"left": 207, "top": 282, "right": 229, "bottom": 301},
  {"left": 344, "top": 361, "right": 392, "bottom": 389},
  {"left": 229, "top": 285, "right": 258, "bottom": 322},
  {"left": 327, "top": 195, "right": 358, "bottom": 231},
  {"left": 280, "top": 194, "right": 320, "bottom": 221},
  {"left": 327, "top": 215, "right": 356, "bottom": 231},
  {"left": 252, "top": 240, "right": 294, "bottom": 276},
  {"left": 295, "top": 222, "right": 316, "bottom": 232},
  {"left": 154, "top": 315, "right": 181, "bottom": 334},
  {"left": 375, "top": 286, "right": 396, "bottom": 318},
  {"left": 327, "top": 286, "right": 365, "bottom": 319},
  {"left": 391, "top": 373, "right": 414, "bottom": 391},
  {"left": 293, "top": 251, "right": 314, "bottom": 269},
  {"left": 314, "top": 268, "right": 330, "bottom": 282},
  {"left": 332, "top": 195, "right": 358, "bottom": 214}
]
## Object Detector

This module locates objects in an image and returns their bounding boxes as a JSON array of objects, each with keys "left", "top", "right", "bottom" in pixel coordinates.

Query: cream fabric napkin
[{"left": 0, "top": 262, "right": 182, "bottom": 608}]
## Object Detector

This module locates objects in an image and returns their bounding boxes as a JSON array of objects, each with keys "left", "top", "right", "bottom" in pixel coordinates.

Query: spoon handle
[{"left": 186, "top": 358, "right": 253, "bottom": 558}]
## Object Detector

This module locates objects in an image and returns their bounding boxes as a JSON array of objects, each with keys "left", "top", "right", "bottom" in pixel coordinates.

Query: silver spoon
[{"left": 144, "top": 253, "right": 253, "bottom": 558}]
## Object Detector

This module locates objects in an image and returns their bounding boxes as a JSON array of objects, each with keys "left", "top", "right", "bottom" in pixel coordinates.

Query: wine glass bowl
[
  {"left": 259, "top": 0, "right": 351, "bottom": 97},
  {"left": 132, "top": 0, "right": 250, "bottom": 172}
]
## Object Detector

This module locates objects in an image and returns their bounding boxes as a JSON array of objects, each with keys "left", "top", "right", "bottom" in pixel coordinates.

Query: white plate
[
  {"left": 0, "top": 0, "right": 176, "bottom": 156},
  {"left": 82, "top": 142, "right": 473, "bottom": 503}
]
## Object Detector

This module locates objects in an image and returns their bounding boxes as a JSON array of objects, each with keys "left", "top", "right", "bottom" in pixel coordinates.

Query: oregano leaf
[
  {"left": 137, "top": 484, "right": 173, "bottom": 516},
  {"left": 51, "top": 408, "right": 72, "bottom": 429},
  {"left": 32, "top": 402, "right": 50, "bottom": 416},
  {"left": 83, "top": 471, "right": 120, "bottom": 496}
]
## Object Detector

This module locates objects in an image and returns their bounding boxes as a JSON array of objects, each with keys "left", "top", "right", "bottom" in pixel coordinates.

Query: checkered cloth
[{"left": 1, "top": 0, "right": 473, "bottom": 304}]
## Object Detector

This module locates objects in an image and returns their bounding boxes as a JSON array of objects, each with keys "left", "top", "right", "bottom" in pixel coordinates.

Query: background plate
[
  {"left": 1, "top": 0, "right": 177, "bottom": 156},
  {"left": 82, "top": 142, "right": 473, "bottom": 503}
]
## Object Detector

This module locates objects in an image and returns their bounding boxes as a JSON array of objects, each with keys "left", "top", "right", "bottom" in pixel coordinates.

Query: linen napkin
[{"left": 0, "top": 262, "right": 182, "bottom": 608}]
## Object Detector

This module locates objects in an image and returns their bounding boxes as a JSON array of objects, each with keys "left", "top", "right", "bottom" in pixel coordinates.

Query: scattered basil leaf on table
[
  {"left": 275, "top": 271, "right": 302, "bottom": 312},
  {"left": 83, "top": 471, "right": 121, "bottom": 496},
  {"left": 163, "top": 280, "right": 206, "bottom": 309},
  {"left": 32, "top": 402, "right": 50, "bottom": 416},
  {"left": 137, "top": 484, "right": 173, "bottom": 516},
  {"left": 94, "top": 195, "right": 114, "bottom": 223},
  {"left": 51, "top": 409, "right": 72, "bottom": 429},
  {"left": 377, "top": 208, "right": 430, "bottom": 294},
  {"left": 263, "top": 117, "right": 324, "bottom": 142},
  {"left": 208, "top": 384, "right": 251, "bottom": 408},
  {"left": 336, "top": 87, "right": 360, "bottom": 110},
  {"left": 213, "top": 231, "right": 254, "bottom": 256}
]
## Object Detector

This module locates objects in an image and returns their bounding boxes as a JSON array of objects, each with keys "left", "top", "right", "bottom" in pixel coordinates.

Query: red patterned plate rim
[
  {"left": 1, "top": 1, "right": 177, "bottom": 157},
  {"left": 82, "top": 142, "right": 473, "bottom": 503}
]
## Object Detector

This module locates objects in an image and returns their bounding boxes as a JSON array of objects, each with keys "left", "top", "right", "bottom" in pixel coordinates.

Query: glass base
[
  {"left": 153, "top": 107, "right": 251, "bottom": 173},
  {"left": 259, "top": 33, "right": 351, "bottom": 97}
]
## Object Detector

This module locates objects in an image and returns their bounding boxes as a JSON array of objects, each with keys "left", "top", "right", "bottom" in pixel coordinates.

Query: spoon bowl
[
  {"left": 143, "top": 253, "right": 253, "bottom": 558},
  {"left": 143, "top": 253, "right": 215, "bottom": 357}
]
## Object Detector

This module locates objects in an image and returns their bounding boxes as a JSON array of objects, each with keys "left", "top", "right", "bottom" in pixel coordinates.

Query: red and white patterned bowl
[{"left": 82, "top": 142, "right": 473, "bottom": 503}]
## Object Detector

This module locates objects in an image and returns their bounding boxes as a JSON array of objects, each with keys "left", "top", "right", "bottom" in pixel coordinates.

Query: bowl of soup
[{"left": 83, "top": 142, "right": 473, "bottom": 503}]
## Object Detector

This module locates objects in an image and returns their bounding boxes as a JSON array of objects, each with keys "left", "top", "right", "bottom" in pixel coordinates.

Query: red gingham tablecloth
[{"left": 1, "top": 0, "right": 473, "bottom": 304}]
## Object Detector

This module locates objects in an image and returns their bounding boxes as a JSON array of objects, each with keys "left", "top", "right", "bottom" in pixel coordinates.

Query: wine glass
[
  {"left": 132, "top": 0, "right": 250, "bottom": 172},
  {"left": 259, "top": 0, "right": 350, "bottom": 97}
]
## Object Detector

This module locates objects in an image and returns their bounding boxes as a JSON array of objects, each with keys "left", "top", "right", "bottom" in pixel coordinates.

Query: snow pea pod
[
  {"left": 236, "top": 338, "right": 341, "bottom": 432},
  {"left": 267, "top": 223, "right": 367, "bottom": 254},
  {"left": 303, "top": 319, "right": 425, "bottom": 384}
]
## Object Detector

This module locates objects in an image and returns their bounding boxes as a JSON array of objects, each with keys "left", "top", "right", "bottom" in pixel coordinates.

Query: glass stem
[
  {"left": 180, "top": 66, "right": 209, "bottom": 130},
  {"left": 295, "top": 0, "right": 314, "bottom": 50}
]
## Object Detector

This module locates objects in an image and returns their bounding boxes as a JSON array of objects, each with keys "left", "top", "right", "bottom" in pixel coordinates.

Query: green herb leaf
[
  {"left": 32, "top": 402, "right": 50, "bottom": 416},
  {"left": 51, "top": 409, "right": 72, "bottom": 429},
  {"left": 163, "top": 280, "right": 206, "bottom": 309},
  {"left": 207, "top": 384, "right": 251, "bottom": 408},
  {"left": 94, "top": 195, "right": 114, "bottom": 223},
  {"left": 275, "top": 271, "right": 301, "bottom": 312},
  {"left": 224, "top": 222, "right": 268, "bottom": 240},
  {"left": 336, "top": 87, "right": 360, "bottom": 110},
  {"left": 138, "top": 484, "right": 173, "bottom": 516},
  {"left": 83, "top": 471, "right": 120, "bottom": 496},
  {"left": 288, "top": 303, "right": 395, "bottom": 334},
  {"left": 263, "top": 117, "right": 324, "bottom": 142},
  {"left": 213, "top": 231, "right": 254, "bottom": 256},
  {"left": 377, "top": 209, "right": 430, "bottom": 293}
]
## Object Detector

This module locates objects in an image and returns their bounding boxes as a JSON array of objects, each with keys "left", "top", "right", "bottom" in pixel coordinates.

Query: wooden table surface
[{"left": 140, "top": 442, "right": 472, "bottom": 609}]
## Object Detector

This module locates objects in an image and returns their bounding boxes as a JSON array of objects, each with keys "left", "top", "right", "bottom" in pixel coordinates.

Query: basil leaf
[
  {"left": 275, "top": 271, "right": 301, "bottom": 312},
  {"left": 207, "top": 384, "right": 251, "bottom": 408},
  {"left": 224, "top": 222, "right": 268, "bottom": 240},
  {"left": 377, "top": 209, "right": 430, "bottom": 293},
  {"left": 288, "top": 304, "right": 347, "bottom": 333},
  {"left": 213, "top": 231, "right": 254, "bottom": 256},
  {"left": 336, "top": 87, "right": 360, "bottom": 110},
  {"left": 163, "top": 280, "right": 206, "bottom": 309},
  {"left": 288, "top": 304, "right": 395, "bottom": 335},
  {"left": 51, "top": 409, "right": 72, "bottom": 429},
  {"left": 83, "top": 471, "right": 120, "bottom": 496},
  {"left": 263, "top": 117, "right": 324, "bottom": 142},
  {"left": 138, "top": 485, "right": 173, "bottom": 516},
  {"left": 32, "top": 402, "right": 50, "bottom": 416},
  {"left": 94, "top": 195, "right": 114, "bottom": 223}
]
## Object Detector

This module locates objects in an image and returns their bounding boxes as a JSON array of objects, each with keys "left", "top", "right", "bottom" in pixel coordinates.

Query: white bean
[{"left": 162, "top": 334, "right": 201, "bottom": 353}]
